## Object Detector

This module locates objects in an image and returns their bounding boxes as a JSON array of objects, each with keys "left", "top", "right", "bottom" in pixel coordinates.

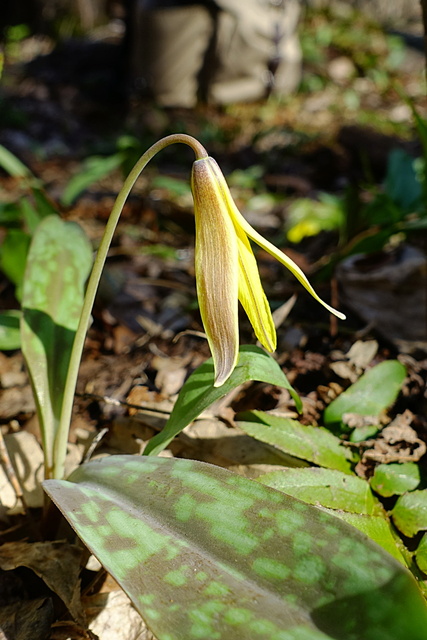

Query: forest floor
[{"left": 0, "top": 4, "right": 427, "bottom": 640}]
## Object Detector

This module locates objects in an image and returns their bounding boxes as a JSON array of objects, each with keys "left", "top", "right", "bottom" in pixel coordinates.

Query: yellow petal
[
  {"left": 249, "top": 227, "right": 346, "bottom": 319},
  {"left": 213, "top": 168, "right": 345, "bottom": 320},
  {"left": 235, "top": 226, "right": 276, "bottom": 352},
  {"left": 191, "top": 158, "right": 239, "bottom": 386}
]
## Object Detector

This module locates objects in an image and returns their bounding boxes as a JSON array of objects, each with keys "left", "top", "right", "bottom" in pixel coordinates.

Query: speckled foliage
[
  {"left": 21, "top": 215, "right": 92, "bottom": 479},
  {"left": 45, "top": 456, "right": 427, "bottom": 640}
]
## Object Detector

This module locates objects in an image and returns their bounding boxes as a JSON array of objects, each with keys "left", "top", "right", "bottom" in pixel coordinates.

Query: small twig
[
  {"left": 75, "top": 392, "right": 172, "bottom": 415},
  {"left": 82, "top": 427, "right": 109, "bottom": 464},
  {"left": 0, "top": 429, "right": 28, "bottom": 514}
]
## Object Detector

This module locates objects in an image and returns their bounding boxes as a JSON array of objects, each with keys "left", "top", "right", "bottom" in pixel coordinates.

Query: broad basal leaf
[
  {"left": 257, "top": 467, "right": 405, "bottom": 564},
  {"left": 236, "top": 410, "right": 353, "bottom": 473},
  {"left": 324, "top": 360, "right": 406, "bottom": 428},
  {"left": 322, "top": 510, "right": 407, "bottom": 565},
  {"left": 44, "top": 456, "right": 427, "bottom": 640},
  {"left": 21, "top": 215, "right": 92, "bottom": 478},
  {"left": 144, "top": 346, "right": 301, "bottom": 456}
]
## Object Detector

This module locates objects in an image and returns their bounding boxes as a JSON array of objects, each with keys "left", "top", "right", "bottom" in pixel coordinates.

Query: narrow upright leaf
[
  {"left": 44, "top": 456, "right": 427, "bottom": 640},
  {"left": 21, "top": 216, "right": 92, "bottom": 478}
]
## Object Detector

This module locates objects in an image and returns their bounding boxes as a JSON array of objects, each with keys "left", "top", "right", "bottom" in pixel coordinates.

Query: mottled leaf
[
  {"left": 44, "top": 456, "right": 427, "bottom": 640},
  {"left": 370, "top": 462, "right": 421, "bottom": 498},
  {"left": 324, "top": 360, "right": 406, "bottom": 428},
  {"left": 20, "top": 215, "right": 92, "bottom": 478},
  {"left": 391, "top": 490, "right": 427, "bottom": 537},
  {"left": 256, "top": 468, "right": 405, "bottom": 563},
  {"left": 257, "top": 467, "right": 382, "bottom": 515},
  {"left": 236, "top": 410, "right": 353, "bottom": 473},
  {"left": 320, "top": 510, "right": 406, "bottom": 565},
  {"left": 145, "top": 346, "right": 301, "bottom": 456}
]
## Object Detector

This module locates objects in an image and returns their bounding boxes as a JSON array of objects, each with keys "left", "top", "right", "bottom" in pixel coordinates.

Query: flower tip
[{"left": 213, "top": 367, "right": 233, "bottom": 388}]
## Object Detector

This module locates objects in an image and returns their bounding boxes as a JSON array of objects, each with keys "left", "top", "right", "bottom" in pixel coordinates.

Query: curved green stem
[{"left": 52, "top": 134, "right": 208, "bottom": 479}]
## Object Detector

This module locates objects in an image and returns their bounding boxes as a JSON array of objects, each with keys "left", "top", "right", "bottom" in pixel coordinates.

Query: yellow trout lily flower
[{"left": 191, "top": 156, "right": 345, "bottom": 387}]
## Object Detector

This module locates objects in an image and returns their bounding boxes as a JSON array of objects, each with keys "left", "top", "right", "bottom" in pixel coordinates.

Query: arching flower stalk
[
  {"left": 191, "top": 156, "right": 345, "bottom": 387},
  {"left": 57, "top": 134, "right": 344, "bottom": 478}
]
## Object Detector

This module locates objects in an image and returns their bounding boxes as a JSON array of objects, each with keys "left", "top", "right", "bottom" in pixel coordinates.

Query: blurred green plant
[
  {"left": 0, "top": 144, "right": 61, "bottom": 346},
  {"left": 300, "top": 4, "right": 406, "bottom": 96},
  {"left": 286, "top": 143, "right": 427, "bottom": 272}
]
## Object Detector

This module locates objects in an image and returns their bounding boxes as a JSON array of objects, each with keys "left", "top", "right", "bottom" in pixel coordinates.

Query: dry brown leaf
[
  {"left": 0, "top": 598, "right": 53, "bottom": 640},
  {"left": 0, "top": 541, "right": 84, "bottom": 625},
  {"left": 356, "top": 410, "right": 426, "bottom": 473}
]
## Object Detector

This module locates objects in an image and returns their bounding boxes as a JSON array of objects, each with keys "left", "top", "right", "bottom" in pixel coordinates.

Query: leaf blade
[
  {"left": 20, "top": 216, "right": 92, "bottom": 476},
  {"left": 324, "top": 360, "right": 406, "bottom": 428},
  {"left": 44, "top": 456, "right": 427, "bottom": 640},
  {"left": 144, "top": 346, "right": 302, "bottom": 456},
  {"left": 237, "top": 411, "right": 353, "bottom": 473}
]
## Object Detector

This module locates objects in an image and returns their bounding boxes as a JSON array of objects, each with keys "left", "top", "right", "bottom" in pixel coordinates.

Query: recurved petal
[
  {"left": 226, "top": 194, "right": 346, "bottom": 320},
  {"left": 235, "top": 226, "right": 276, "bottom": 352},
  {"left": 191, "top": 158, "right": 239, "bottom": 386}
]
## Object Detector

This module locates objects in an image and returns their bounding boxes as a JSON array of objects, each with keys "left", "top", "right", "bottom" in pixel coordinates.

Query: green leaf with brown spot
[
  {"left": 44, "top": 455, "right": 427, "bottom": 640},
  {"left": 145, "top": 346, "right": 302, "bottom": 456},
  {"left": 324, "top": 360, "right": 406, "bottom": 428},
  {"left": 236, "top": 411, "right": 353, "bottom": 472},
  {"left": 391, "top": 490, "right": 427, "bottom": 537},
  {"left": 370, "top": 462, "right": 421, "bottom": 498},
  {"left": 21, "top": 216, "right": 92, "bottom": 478}
]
